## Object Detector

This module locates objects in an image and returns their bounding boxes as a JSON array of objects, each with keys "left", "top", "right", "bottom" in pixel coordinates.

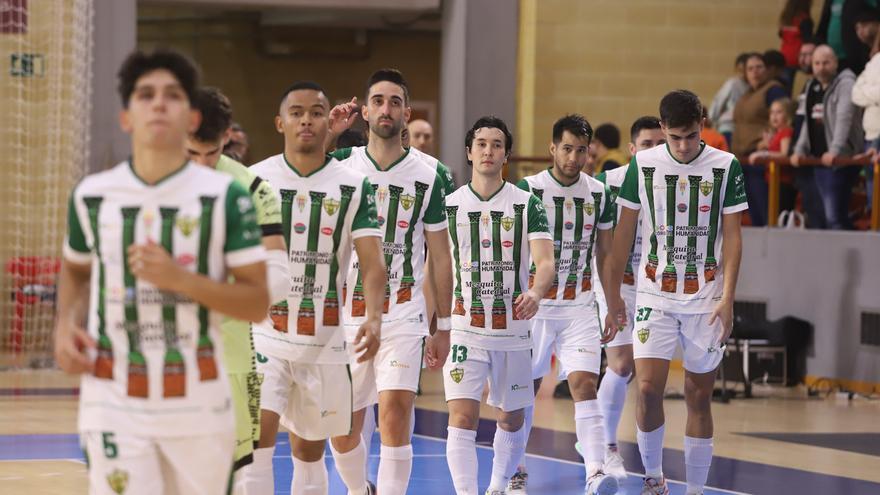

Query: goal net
[{"left": 0, "top": 0, "right": 93, "bottom": 368}]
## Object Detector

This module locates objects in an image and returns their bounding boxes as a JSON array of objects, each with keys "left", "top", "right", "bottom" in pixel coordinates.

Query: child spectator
[{"left": 750, "top": 98, "right": 798, "bottom": 214}]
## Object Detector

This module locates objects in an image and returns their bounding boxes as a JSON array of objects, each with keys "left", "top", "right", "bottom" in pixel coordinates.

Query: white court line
[{"left": 412, "top": 433, "right": 751, "bottom": 495}]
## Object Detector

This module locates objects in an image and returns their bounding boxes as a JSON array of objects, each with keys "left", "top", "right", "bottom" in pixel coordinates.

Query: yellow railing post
[{"left": 767, "top": 160, "right": 780, "bottom": 227}]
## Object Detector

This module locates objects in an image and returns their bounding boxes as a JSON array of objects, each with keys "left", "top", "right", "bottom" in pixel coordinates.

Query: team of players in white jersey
[{"left": 55, "top": 50, "right": 746, "bottom": 495}]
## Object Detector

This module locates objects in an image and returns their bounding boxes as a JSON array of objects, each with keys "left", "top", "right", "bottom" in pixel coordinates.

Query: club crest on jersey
[
  {"left": 175, "top": 216, "right": 198, "bottom": 237},
  {"left": 700, "top": 180, "right": 713, "bottom": 196},
  {"left": 106, "top": 469, "right": 129, "bottom": 494},
  {"left": 400, "top": 193, "right": 415, "bottom": 210},
  {"left": 323, "top": 198, "right": 340, "bottom": 216},
  {"left": 142, "top": 210, "right": 155, "bottom": 231},
  {"left": 637, "top": 327, "right": 650, "bottom": 344},
  {"left": 678, "top": 179, "right": 687, "bottom": 194},
  {"left": 296, "top": 194, "right": 307, "bottom": 212},
  {"left": 450, "top": 367, "right": 464, "bottom": 383},
  {"left": 501, "top": 217, "right": 514, "bottom": 231},
  {"left": 481, "top": 212, "right": 490, "bottom": 228},
  {"left": 565, "top": 199, "right": 573, "bottom": 213},
  {"left": 377, "top": 187, "right": 388, "bottom": 204},
  {"left": 584, "top": 203, "right": 594, "bottom": 216}
]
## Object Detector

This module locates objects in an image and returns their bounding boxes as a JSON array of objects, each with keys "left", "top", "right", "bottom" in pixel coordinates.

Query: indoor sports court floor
[{"left": 2, "top": 367, "right": 879, "bottom": 494}]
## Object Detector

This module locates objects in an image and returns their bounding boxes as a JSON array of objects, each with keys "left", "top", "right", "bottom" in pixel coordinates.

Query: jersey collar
[
  {"left": 664, "top": 141, "right": 706, "bottom": 165},
  {"left": 546, "top": 167, "right": 580, "bottom": 187},
  {"left": 467, "top": 181, "right": 506, "bottom": 202},
  {"left": 127, "top": 157, "right": 191, "bottom": 187},
  {"left": 365, "top": 147, "right": 410, "bottom": 172},
  {"left": 283, "top": 153, "right": 332, "bottom": 177}
]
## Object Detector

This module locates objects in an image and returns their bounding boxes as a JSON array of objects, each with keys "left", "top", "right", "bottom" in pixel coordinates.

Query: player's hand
[
  {"left": 514, "top": 289, "right": 542, "bottom": 320},
  {"left": 602, "top": 296, "right": 627, "bottom": 344},
  {"left": 709, "top": 298, "right": 735, "bottom": 343},
  {"left": 127, "top": 242, "right": 186, "bottom": 292},
  {"left": 790, "top": 153, "right": 802, "bottom": 167},
  {"left": 54, "top": 320, "right": 95, "bottom": 375},
  {"left": 353, "top": 317, "right": 380, "bottom": 363},
  {"left": 424, "top": 329, "right": 450, "bottom": 370},
  {"left": 328, "top": 97, "right": 359, "bottom": 138}
]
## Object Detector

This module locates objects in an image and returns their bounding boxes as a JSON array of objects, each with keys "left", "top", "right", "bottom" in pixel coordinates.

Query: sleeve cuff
[
  {"left": 225, "top": 245, "right": 267, "bottom": 268},
  {"left": 527, "top": 232, "right": 553, "bottom": 241},
  {"left": 597, "top": 221, "right": 614, "bottom": 230},
  {"left": 63, "top": 243, "right": 92, "bottom": 265},
  {"left": 722, "top": 202, "right": 749, "bottom": 215},
  {"left": 615, "top": 197, "right": 641, "bottom": 211},
  {"left": 423, "top": 219, "right": 449, "bottom": 232},
  {"left": 351, "top": 227, "right": 382, "bottom": 240}
]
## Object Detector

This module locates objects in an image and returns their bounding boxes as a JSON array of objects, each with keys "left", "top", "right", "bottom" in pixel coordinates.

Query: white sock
[
  {"left": 377, "top": 444, "right": 413, "bottom": 495},
  {"left": 516, "top": 405, "right": 534, "bottom": 470},
  {"left": 597, "top": 368, "right": 630, "bottom": 446},
  {"left": 684, "top": 436, "right": 713, "bottom": 494},
  {"left": 242, "top": 446, "right": 274, "bottom": 495},
  {"left": 291, "top": 456, "right": 328, "bottom": 495},
  {"left": 329, "top": 439, "right": 368, "bottom": 494},
  {"left": 574, "top": 400, "right": 605, "bottom": 477},
  {"left": 488, "top": 425, "right": 527, "bottom": 491},
  {"left": 446, "top": 426, "right": 478, "bottom": 494},
  {"left": 637, "top": 424, "right": 665, "bottom": 480},
  {"left": 362, "top": 405, "right": 377, "bottom": 459}
]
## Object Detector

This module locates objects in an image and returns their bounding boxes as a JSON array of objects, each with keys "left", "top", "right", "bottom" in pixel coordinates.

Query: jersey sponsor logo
[
  {"left": 389, "top": 359, "right": 410, "bottom": 369},
  {"left": 321, "top": 227, "right": 333, "bottom": 236},
  {"left": 502, "top": 240, "right": 514, "bottom": 248},
  {"left": 106, "top": 468, "right": 129, "bottom": 494},
  {"left": 657, "top": 224, "right": 668, "bottom": 236},
  {"left": 400, "top": 193, "right": 415, "bottom": 210},
  {"left": 323, "top": 198, "right": 339, "bottom": 216},
  {"left": 584, "top": 223, "right": 593, "bottom": 231},
  {"left": 449, "top": 367, "right": 464, "bottom": 383},
  {"left": 564, "top": 221, "right": 574, "bottom": 230},
  {"left": 175, "top": 254, "right": 195, "bottom": 267},
  {"left": 175, "top": 216, "right": 198, "bottom": 236},
  {"left": 501, "top": 216, "right": 514, "bottom": 231},
  {"left": 398, "top": 220, "right": 409, "bottom": 229},
  {"left": 677, "top": 203, "right": 687, "bottom": 213},
  {"left": 637, "top": 327, "right": 650, "bottom": 344},
  {"left": 700, "top": 180, "right": 713, "bottom": 196},
  {"left": 700, "top": 205, "right": 711, "bottom": 212},
  {"left": 377, "top": 216, "right": 385, "bottom": 226},
  {"left": 510, "top": 383, "right": 529, "bottom": 391},
  {"left": 320, "top": 409, "right": 337, "bottom": 418},
  {"left": 481, "top": 239, "right": 491, "bottom": 248},
  {"left": 237, "top": 196, "right": 253, "bottom": 214},
  {"left": 294, "top": 222, "right": 306, "bottom": 234}
]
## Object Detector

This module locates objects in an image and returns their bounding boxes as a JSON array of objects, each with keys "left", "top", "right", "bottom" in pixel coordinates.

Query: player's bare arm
[
  {"left": 127, "top": 243, "right": 269, "bottom": 322},
  {"left": 604, "top": 205, "right": 638, "bottom": 335},
  {"left": 325, "top": 96, "right": 359, "bottom": 150},
  {"left": 518, "top": 237, "right": 554, "bottom": 320},
  {"left": 54, "top": 259, "right": 96, "bottom": 374},
  {"left": 594, "top": 227, "right": 619, "bottom": 344},
  {"left": 424, "top": 228, "right": 453, "bottom": 369},
  {"left": 352, "top": 235, "right": 386, "bottom": 362},
  {"left": 710, "top": 211, "right": 743, "bottom": 342}
]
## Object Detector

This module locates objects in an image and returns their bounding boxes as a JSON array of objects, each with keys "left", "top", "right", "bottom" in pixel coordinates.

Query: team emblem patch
[
  {"left": 637, "top": 327, "right": 650, "bottom": 344},
  {"left": 323, "top": 198, "right": 339, "bottom": 216},
  {"left": 400, "top": 193, "right": 415, "bottom": 210},
  {"left": 584, "top": 203, "right": 594, "bottom": 216},
  {"left": 450, "top": 367, "right": 464, "bottom": 384},
  {"left": 678, "top": 179, "right": 687, "bottom": 194},
  {"left": 175, "top": 216, "right": 198, "bottom": 236},
  {"left": 565, "top": 200, "right": 573, "bottom": 213},
  {"left": 106, "top": 469, "right": 129, "bottom": 494},
  {"left": 501, "top": 216, "right": 514, "bottom": 231},
  {"left": 296, "top": 194, "right": 307, "bottom": 212},
  {"left": 377, "top": 187, "right": 388, "bottom": 204},
  {"left": 700, "top": 180, "right": 713, "bottom": 196}
]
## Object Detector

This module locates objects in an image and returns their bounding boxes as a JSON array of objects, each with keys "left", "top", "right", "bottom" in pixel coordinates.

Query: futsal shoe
[
  {"left": 506, "top": 469, "right": 528, "bottom": 494},
  {"left": 603, "top": 445, "right": 627, "bottom": 481},
  {"left": 585, "top": 471, "right": 619, "bottom": 495},
  {"left": 640, "top": 476, "right": 669, "bottom": 495}
]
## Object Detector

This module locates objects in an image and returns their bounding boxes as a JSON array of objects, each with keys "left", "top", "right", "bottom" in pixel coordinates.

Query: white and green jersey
[
  {"left": 64, "top": 160, "right": 266, "bottom": 437},
  {"left": 446, "top": 182, "right": 552, "bottom": 351},
  {"left": 616, "top": 143, "right": 748, "bottom": 313},
  {"left": 216, "top": 154, "right": 283, "bottom": 374},
  {"left": 595, "top": 165, "right": 643, "bottom": 298},
  {"left": 250, "top": 154, "right": 381, "bottom": 364},
  {"left": 410, "top": 146, "right": 456, "bottom": 196},
  {"left": 517, "top": 170, "right": 613, "bottom": 319},
  {"left": 332, "top": 147, "right": 448, "bottom": 339}
]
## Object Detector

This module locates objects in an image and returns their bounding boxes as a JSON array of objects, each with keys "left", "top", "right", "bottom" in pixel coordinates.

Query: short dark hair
[
  {"left": 366, "top": 68, "right": 409, "bottom": 104},
  {"left": 763, "top": 49, "right": 787, "bottom": 69},
  {"left": 629, "top": 116, "right": 661, "bottom": 142},
  {"left": 659, "top": 90, "right": 703, "bottom": 129},
  {"left": 192, "top": 87, "right": 232, "bottom": 143},
  {"left": 279, "top": 80, "right": 326, "bottom": 108},
  {"left": 735, "top": 52, "right": 751, "bottom": 66},
  {"left": 336, "top": 128, "right": 367, "bottom": 149},
  {"left": 117, "top": 49, "right": 199, "bottom": 108},
  {"left": 594, "top": 123, "right": 621, "bottom": 149},
  {"left": 465, "top": 116, "right": 513, "bottom": 166},
  {"left": 854, "top": 7, "right": 880, "bottom": 24},
  {"left": 552, "top": 114, "right": 593, "bottom": 143}
]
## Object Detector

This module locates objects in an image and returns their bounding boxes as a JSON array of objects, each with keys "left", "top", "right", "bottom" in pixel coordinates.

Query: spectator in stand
[
  {"left": 750, "top": 98, "right": 798, "bottom": 214},
  {"left": 792, "top": 45, "right": 864, "bottom": 229},
  {"left": 816, "top": 0, "right": 880, "bottom": 74},
  {"left": 709, "top": 53, "right": 751, "bottom": 149},
  {"left": 701, "top": 107, "right": 729, "bottom": 151},
  {"left": 593, "top": 123, "right": 629, "bottom": 173},
  {"left": 223, "top": 121, "right": 250, "bottom": 163},
  {"left": 851, "top": 24, "right": 880, "bottom": 215},
  {"left": 780, "top": 0, "right": 816, "bottom": 90},
  {"left": 791, "top": 40, "right": 829, "bottom": 228},
  {"left": 765, "top": 49, "right": 794, "bottom": 94},
  {"left": 407, "top": 118, "right": 435, "bottom": 154},
  {"left": 734, "top": 52, "right": 789, "bottom": 225}
]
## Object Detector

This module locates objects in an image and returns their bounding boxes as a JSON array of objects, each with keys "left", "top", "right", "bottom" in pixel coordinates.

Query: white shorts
[
  {"left": 442, "top": 339, "right": 534, "bottom": 412},
  {"left": 632, "top": 305, "right": 726, "bottom": 374},
  {"left": 350, "top": 334, "right": 425, "bottom": 411},
  {"left": 82, "top": 430, "right": 234, "bottom": 495},
  {"left": 531, "top": 316, "right": 602, "bottom": 380},
  {"left": 596, "top": 289, "right": 636, "bottom": 348},
  {"left": 257, "top": 355, "right": 353, "bottom": 441}
]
